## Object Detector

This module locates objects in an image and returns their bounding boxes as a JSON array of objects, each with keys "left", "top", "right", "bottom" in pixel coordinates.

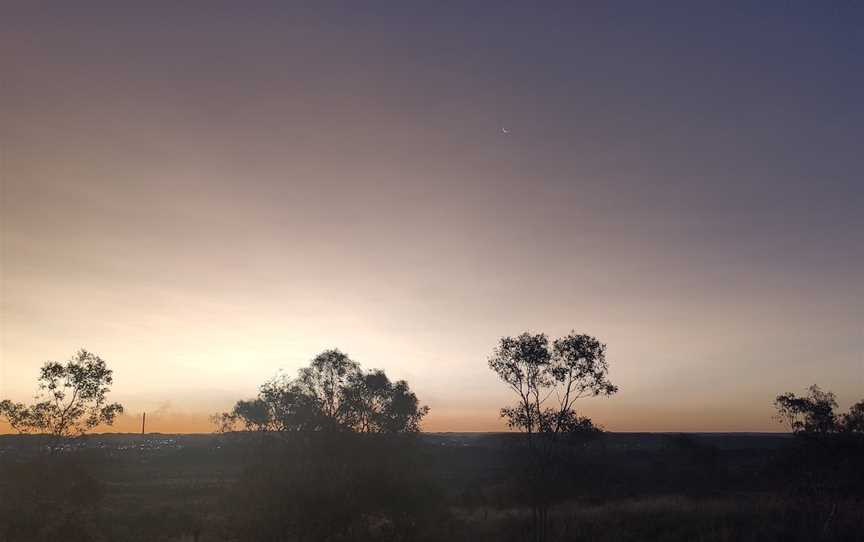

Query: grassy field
[{"left": 1, "top": 432, "right": 862, "bottom": 541}]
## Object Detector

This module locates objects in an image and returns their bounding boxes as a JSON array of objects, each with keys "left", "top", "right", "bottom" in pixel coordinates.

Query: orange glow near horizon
[{"left": 1, "top": 4, "right": 862, "bottom": 435}]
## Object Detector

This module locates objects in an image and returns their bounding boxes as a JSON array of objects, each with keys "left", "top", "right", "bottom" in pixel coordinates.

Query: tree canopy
[
  {"left": 774, "top": 385, "right": 864, "bottom": 434},
  {"left": 489, "top": 331, "right": 617, "bottom": 438},
  {"left": 0, "top": 349, "right": 124, "bottom": 447},
  {"left": 215, "top": 349, "right": 429, "bottom": 434},
  {"left": 842, "top": 400, "right": 864, "bottom": 433}
]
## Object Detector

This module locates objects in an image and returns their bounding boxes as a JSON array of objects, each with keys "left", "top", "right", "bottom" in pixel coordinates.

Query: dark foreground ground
[{"left": 1, "top": 432, "right": 862, "bottom": 541}]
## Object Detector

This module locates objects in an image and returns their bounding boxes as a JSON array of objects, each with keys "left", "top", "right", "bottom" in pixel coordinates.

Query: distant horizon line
[{"left": 0, "top": 430, "right": 794, "bottom": 437}]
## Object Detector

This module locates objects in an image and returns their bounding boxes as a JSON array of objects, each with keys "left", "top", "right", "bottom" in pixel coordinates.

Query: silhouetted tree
[
  {"left": 774, "top": 385, "right": 839, "bottom": 434},
  {"left": 773, "top": 386, "right": 864, "bottom": 534},
  {"left": 774, "top": 386, "right": 864, "bottom": 436},
  {"left": 214, "top": 398, "right": 270, "bottom": 432},
  {"left": 488, "top": 331, "right": 617, "bottom": 542},
  {"left": 216, "top": 350, "right": 438, "bottom": 541},
  {"left": 298, "top": 348, "right": 360, "bottom": 426},
  {"left": 489, "top": 332, "right": 616, "bottom": 441},
  {"left": 840, "top": 400, "right": 864, "bottom": 433},
  {"left": 0, "top": 349, "right": 123, "bottom": 451},
  {"left": 342, "top": 369, "right": 430, "bottom": 433},
  {"left": 215, "top": 349, "right": 428, "bottom": 434},
  {"left": 213, "top": 375, "right": 323, "bottom": 433}
]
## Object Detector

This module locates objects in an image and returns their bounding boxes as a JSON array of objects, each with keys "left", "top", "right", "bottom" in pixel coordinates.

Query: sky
[{"left": 1, "top": 2, "right": 862, "bottom": 433}]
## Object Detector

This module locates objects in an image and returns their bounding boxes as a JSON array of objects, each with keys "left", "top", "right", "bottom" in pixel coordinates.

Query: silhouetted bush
[
  {"left": 0, "top": 455, "right": 105, "bottom": 542},
  {"left": 777, "top": 432, "right": 864, "bottom": 499}
]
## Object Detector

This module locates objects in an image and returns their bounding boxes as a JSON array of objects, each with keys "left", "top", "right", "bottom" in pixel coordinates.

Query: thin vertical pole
[{"left": 142, "top": 412, "right": 146, "bottom": 435}]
